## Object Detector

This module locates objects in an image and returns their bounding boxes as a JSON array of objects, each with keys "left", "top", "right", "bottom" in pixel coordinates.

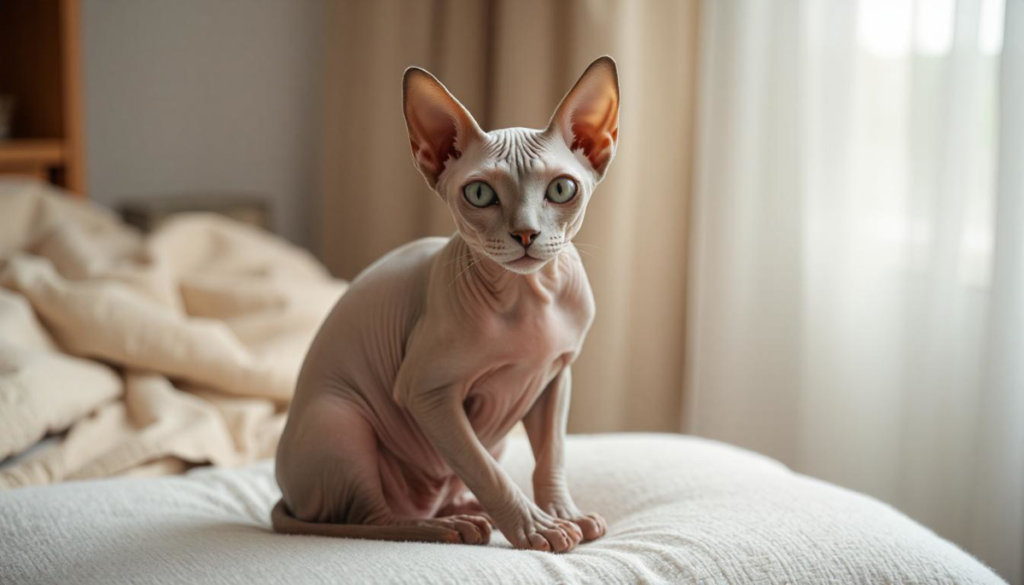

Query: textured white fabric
[{"left": 0, "top": 435, "right": 1002, "bottom": 584}]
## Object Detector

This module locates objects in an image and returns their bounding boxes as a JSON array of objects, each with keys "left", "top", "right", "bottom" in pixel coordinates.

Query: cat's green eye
[
  {"left": 546, "top": 177, "right": 578, "bottom": 204},
  {"left": 463, "top": 181, "right": 498, "bottom": 208}
]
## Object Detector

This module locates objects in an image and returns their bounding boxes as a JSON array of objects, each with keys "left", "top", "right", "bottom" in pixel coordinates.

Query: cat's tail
[{"left": 270, "top": 499, "right": 461, "bottom": 543}]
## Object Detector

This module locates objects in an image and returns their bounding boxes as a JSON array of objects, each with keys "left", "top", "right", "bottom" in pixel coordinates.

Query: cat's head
[{"left": 402, "top": 57, "right": 619, "bottom": 274}]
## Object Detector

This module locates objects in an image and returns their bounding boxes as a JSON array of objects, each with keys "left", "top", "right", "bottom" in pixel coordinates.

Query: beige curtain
[{"left": 318, "top": 0, "right": 700, "bottom": 433}]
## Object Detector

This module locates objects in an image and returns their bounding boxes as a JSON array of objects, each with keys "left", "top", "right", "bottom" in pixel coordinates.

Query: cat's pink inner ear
[
  {"left": 403, "top": 69, "right": 480, "bottom": 187},
  {"left": 549, "top": 57, "right": 620, "bottom": 178}
]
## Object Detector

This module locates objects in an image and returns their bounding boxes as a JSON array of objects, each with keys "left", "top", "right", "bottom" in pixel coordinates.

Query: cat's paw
[
  {"left": 542, "top": 503, "right": 607, "bottom": 542},
  {"left": 497, "top": 504, "right": 584, "bottom": 553},
  {"left": 416, "top": 514, "right": 493, "bottom": 545}
]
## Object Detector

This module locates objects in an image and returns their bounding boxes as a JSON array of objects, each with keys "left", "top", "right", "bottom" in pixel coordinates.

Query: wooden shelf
[
  {"left": 0, "top": 0, "right": 86, "bottom": 197},
  {"left": 0, "top": 139, "right": 66, "bottom": 166},
  {"left": 0, "top": 138, "right": 74, "bottom": 190}
]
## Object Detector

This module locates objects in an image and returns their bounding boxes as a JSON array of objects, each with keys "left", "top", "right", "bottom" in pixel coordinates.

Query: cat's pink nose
[{"left": 510, "top": 230, "right": 539, "bottom": 248}]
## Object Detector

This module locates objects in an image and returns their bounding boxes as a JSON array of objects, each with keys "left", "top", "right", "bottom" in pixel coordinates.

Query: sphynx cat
[{"left": 272, "top": 57, "right": 619, "bottom": 553}]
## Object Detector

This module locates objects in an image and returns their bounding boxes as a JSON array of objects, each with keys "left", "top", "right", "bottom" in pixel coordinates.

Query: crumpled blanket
[{"left": 0, "top": 180, "right": 346, "bottom": 488}]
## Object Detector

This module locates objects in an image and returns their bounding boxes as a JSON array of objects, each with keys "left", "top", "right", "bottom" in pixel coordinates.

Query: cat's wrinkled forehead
[{"left": 482, "top": 128, "right": 552, "bottom": 176}]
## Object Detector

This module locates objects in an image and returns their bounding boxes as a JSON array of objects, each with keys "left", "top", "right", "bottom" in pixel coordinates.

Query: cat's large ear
[
  {"left": 546, "top": 56, "right": 620, "bottom": 180},
  {"left": 403, "top": 67, "right": 484, "bottom": 189}
]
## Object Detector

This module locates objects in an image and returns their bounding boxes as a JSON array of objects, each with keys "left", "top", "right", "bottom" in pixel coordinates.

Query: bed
[
  {"left": 0, "top": 181, "right": 1005, "bottom": 584},
  {"left": 1, "top": 434, "right": 1003, "bottom": 584}
]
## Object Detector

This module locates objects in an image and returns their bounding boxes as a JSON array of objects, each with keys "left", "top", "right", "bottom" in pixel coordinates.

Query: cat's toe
[
  {"left": 526, "top": 533, "right": 551, "bottom": 551},
  {"left": 573, "top": 513, "right": 606, "bottom": 541},
  {"left": 453, "top": 514, "right": 492, "bottom": 543}
]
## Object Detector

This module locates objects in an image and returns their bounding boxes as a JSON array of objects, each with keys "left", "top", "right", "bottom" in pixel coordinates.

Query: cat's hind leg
[
  {"left": 437, "top": 491, "right": 495, "bottom": 527},
  {"left": 272, "top": 405, "right": 490, "bottom": 545}
]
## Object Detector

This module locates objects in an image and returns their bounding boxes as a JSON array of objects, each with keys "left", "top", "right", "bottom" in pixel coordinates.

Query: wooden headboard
[{"left": 0, "top": 0, "right": 86, "bottom": 198}]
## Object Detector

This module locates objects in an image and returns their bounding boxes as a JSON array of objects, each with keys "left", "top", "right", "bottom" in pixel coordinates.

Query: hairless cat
[{"left": 272, "top": 57, "right": 619, "bottom": 553}]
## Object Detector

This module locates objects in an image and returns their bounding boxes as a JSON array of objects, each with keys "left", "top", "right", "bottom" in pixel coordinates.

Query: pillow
[{"left": 0, "top": 435, "right": 1004, "bottom": 584}]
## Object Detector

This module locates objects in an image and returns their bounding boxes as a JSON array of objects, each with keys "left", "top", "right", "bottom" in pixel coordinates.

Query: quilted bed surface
[{"left": 0, "top": 434, "right": 1004, "bottom": 584}]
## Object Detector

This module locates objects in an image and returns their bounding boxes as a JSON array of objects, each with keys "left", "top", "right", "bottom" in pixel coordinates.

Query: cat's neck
[{"left": 454, "top": 235, "right": 564, "bottom": 310}]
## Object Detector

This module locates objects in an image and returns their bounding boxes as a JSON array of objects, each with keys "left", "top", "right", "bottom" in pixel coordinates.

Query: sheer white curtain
[{"left": 686, "top": 0, "right": 1023, "bottom": 581}]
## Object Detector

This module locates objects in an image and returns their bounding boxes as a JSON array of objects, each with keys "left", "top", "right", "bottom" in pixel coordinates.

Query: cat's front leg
[
  {"left": 404, "top": 383, "right": 583, "bottom": 553},
  {"left": 523, "top": 367, "right": 607, "bottom": 542}
]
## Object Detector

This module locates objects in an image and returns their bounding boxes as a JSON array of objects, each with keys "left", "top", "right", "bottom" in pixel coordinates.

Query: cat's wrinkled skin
[{"left": 273, "top": 57, "right": 619, "bottom": 553}]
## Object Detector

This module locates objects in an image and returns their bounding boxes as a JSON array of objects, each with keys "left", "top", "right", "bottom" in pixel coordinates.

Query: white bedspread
[{"left": 0, "top": 435, "right": 1003, "bottom": 584}]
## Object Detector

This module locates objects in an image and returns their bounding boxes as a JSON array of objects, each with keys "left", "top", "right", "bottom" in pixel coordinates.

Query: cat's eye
[
  {"left": 463, "top": 181, "right": 498, "bottom": 208},
  {"left": 546, "top": 177, "right": 578, "bottom": 204}
]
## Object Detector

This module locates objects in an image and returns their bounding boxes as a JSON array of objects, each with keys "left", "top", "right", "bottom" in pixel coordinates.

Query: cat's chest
[
  {"left": 459, "top": 300, "right": 579, "bottom": 439},
  {"left": 484, "top": 297, "right": 579, "bottom": 367}
]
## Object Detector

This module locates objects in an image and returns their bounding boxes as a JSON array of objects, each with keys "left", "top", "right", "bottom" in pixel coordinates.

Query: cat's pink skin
[
  {"left": 273, "top": 57, "right": 619, "bottom": 553},
  {"left": 274, "top": 236, "right": 597, "bottom": 551}
]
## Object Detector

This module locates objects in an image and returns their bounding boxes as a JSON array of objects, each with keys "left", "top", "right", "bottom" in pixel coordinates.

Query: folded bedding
[
  {"left": 0, "top": 435, "right": 1003, "bottom": 584},
  {"left": 0, "top": 180, "right": 345, "bottom": 486}
]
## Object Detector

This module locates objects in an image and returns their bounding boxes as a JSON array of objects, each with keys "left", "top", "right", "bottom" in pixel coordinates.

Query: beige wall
[{"left": 80, "top": 0, "right": 326, "bottom": 246}]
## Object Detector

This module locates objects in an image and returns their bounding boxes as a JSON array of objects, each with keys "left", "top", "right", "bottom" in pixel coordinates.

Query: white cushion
[{"left": 0, "top": 435, "right": 1003, "bottom": 584}]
